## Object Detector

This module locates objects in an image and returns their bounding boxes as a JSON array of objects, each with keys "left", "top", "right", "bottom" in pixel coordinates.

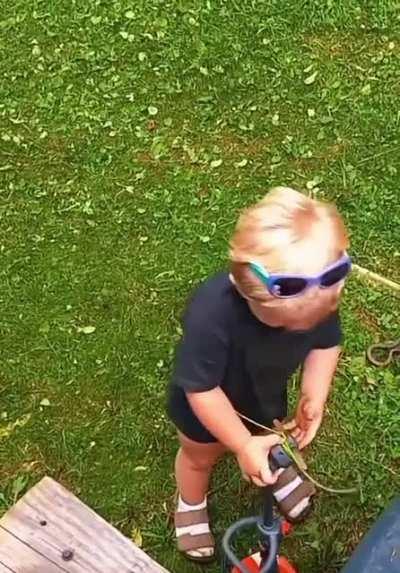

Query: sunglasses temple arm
[{"left": 249, "top": 262, "right": 271, "bottom": 286}]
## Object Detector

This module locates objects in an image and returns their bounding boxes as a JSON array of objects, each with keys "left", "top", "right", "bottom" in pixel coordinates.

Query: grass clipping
[
  {"left": 237, "top": 412, "right": 358, "bottom": 495},
  {"left": 0, "top": 414, "right": 31, "bottom": 442}
]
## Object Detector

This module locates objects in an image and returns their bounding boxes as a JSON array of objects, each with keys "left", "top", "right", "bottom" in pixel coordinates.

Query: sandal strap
[
  {"left": 273, "top": 466, "right": 298, "bottom": 491},
  {"left": 177, "top": 532, "right": 215, "bottom": 552},
  {"left": 174, "top": 508, "right": 208, "bottom": 528},
  {"left": 278, "top": 480, "right": 316, "bottom": 515}
]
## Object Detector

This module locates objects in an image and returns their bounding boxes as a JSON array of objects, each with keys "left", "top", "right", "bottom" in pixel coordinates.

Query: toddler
[{"left": 168, "top": 187, "right": 350, "bottom": 561}]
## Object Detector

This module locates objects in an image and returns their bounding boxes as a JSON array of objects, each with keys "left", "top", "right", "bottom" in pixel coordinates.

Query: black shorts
[{"left": 167, "top": 384, "right": 287, "bottom": 444}]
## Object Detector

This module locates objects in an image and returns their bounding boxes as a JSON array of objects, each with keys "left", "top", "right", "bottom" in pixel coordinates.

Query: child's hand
[
  {"left": 284, "top": 397, "right": 324, "bottom": 450},
  {"left": 236, "top": 434, "right": 282, "bottom": 486}
]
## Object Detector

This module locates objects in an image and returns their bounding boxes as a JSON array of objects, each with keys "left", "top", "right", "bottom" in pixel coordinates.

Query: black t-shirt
[{"left": 169, "top": 272, "right": 342, "bottom": 433}]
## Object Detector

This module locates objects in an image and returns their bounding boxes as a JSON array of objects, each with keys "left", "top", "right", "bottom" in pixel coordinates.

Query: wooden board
[
  {"left": 0, "top": 564, "right": 16, "bottom": 573},
  {"left": 0, "top": 527, "right": 63, "bottom": 572},
  {"left": 0, "top": 477, "right": 169, "bottom": 573}
]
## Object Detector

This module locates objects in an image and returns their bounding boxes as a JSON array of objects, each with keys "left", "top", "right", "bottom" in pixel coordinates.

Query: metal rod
[
  {"left": 259, "top": 486, "right": 279, "bottom": 573},
  {"left": 260, "top": 537, "right": 279, "bottom": 573},
  {"left": 262, "top": 486, "right": 274, "bottom": 528}
]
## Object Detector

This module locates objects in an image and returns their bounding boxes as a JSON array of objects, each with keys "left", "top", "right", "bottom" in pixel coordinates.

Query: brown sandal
[
  {"left": 175, "top": 507, "right": 215, "bottom": 563},
  {"left": 273, "top": 466, "right": 316, "bottom": 523}
]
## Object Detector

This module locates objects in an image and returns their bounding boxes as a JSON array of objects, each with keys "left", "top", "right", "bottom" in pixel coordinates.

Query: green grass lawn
[{"left": 0, "top": 1, "right": 399, "bottom": 571}]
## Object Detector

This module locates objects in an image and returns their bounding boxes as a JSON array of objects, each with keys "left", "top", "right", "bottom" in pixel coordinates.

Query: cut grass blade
[{"left": 238, "top": 412, "right": 358, "bottom": 495}]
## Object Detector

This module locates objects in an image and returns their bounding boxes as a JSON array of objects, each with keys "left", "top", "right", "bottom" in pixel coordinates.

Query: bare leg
[
  {"left": 175, "top": 431, "right": 226, "bottom": 504},
  {"left": 174, "top": 431, "right": 226, "bottom": 560}
]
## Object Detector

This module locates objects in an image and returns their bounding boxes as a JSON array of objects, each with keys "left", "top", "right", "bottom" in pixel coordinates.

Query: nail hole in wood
[{"left": 62, "top": 549, "right": 74, "bottom": 561}]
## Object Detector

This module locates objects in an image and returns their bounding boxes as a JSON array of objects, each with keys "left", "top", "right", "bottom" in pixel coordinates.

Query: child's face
[{"left": 246, "top": 282, "right": 344, "bottom": 331}]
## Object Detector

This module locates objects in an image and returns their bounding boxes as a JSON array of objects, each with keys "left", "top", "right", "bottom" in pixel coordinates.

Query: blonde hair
[{"left": 230, "top": 187, "right": 349, "bottom": 302}]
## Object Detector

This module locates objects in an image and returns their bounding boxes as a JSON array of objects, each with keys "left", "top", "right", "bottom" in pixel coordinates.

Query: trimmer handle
[
  {"left": 269, "top": 437, "right": 297, "bottom": 472},
  {"left": 222, "top": 437, "right": 298, "bottom": 573}
]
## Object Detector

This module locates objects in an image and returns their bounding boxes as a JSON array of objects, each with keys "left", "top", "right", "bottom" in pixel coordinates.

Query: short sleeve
[
  {"left": 313, "top": 311, "right": 342, "bottom": 349},
  {"left": 173, "top": 299, "right": 229, "bottom": 393}
]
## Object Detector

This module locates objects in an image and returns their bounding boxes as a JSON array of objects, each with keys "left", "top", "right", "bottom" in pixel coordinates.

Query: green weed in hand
[{"left": 238, "top": 412, "right": 358, "bottom": 494}]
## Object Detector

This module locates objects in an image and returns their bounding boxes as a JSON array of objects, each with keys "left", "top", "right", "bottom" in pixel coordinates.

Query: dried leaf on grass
[{"left": 0, "top": 414, "right": 31, "bottom": 441}]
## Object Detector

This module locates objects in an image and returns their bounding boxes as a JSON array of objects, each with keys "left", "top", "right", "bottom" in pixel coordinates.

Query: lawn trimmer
[
  {"left": 221, "top": 434, "right": 400, "bottom": 573},
  {"left": 222, "top": 439, "right": 299, "bottom": 573}
]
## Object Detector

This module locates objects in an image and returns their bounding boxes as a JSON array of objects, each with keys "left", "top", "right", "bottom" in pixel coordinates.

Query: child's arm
[
  {"left": 187, "top": 387, "right": 251, "bottom": 452},
  {"left": 187, "top": 387, "right": 282, "bottom": 486},
  {"left": 286, "top": 346, "right": 341, "bottom": 449}
]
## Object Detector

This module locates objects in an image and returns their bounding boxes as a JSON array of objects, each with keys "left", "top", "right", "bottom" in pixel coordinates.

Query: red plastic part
[
  {"left": 278, "top": 556, "right": 299, "bottom": 573},
  {"left": 281, "top": 520, "right": 294, "bottom": 536},
  {"left": 232, "top": 554, "right": 299, "bottom": 573},
  {"left": 232, "top": 556, "right": 260, "bottom": 573}
]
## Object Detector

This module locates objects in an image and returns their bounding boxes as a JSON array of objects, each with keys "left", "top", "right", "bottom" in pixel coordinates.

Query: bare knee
[
  {"left": 179, "top": 447, "right": 220, "bottom": 472},
  {"left": 177, "top": 432, "right": 226, "bottom": 472}
]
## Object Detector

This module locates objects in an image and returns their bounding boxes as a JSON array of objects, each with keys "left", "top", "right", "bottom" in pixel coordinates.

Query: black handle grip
[{"left": 269, "top": 442, "right": 294, "bottom": 472}]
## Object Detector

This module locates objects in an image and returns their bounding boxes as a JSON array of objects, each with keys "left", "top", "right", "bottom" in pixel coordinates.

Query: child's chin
[
  {"left": 285, "top": 323, "right": 310, "bottom": 332},
  {"left": 285, "top": 317, "right": 323, "bottom": 332},
  {"left": 286, "top": 314, "right": 332, "bottom": 332}
]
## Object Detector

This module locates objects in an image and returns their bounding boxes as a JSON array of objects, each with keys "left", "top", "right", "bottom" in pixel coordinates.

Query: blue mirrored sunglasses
[{"left": 249, "top": 254, "right": 352, "bottom": 298}]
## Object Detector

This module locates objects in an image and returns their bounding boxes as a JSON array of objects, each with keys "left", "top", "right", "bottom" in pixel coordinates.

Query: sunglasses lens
[
  {"left": 272, "top": 277, "right": 308, "bottom": 297},
  {"left": 320, "top": 262, "right": 350, "bottom": 287}
]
